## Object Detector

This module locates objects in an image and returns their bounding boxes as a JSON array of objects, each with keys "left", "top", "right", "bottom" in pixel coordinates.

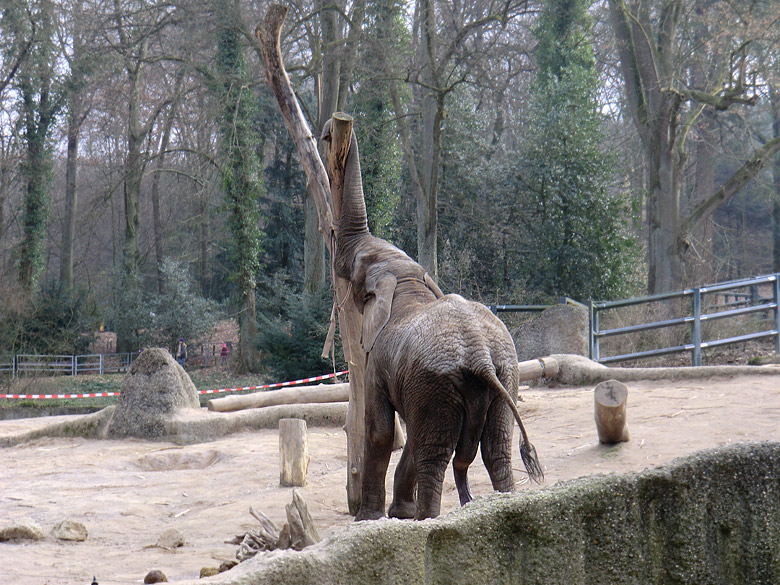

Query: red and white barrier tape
[
  {"left": 0, "top": 391, "right": 122, "bottom": 400},
  {"left": 0, "top": 370, "right": 349, "bottom": 400},
  {"left": 197, "top": 370, "right": 348, "bottom": 396}
]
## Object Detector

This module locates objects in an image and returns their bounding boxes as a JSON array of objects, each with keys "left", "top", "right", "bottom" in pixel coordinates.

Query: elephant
[{"left": 322, "top": 119, "right": 543, "bottom": 521}]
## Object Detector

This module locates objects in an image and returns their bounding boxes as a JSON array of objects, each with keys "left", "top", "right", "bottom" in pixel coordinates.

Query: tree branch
[{"left": 679, "top": 134, "right": 780, "bottom": 246}]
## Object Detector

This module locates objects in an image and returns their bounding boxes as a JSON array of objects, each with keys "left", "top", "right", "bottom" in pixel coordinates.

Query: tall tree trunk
[
  {"left": 217, "top": 0, "right": 263, "bottom": 372},
  {"left": 150, "top": 83, "right": 181, "bottom": 296},
  {"left": 645, "top": 130, "right": 683, "bottom": 294},
  {"left": 59, "top": 103, "right": 80, "bottom": 294},
  {"left": 416, "top": 0, "right": 440, "bottom": 279},
  {"left": 17, "top": 0, "right": 57, "bottom": 295},
  {"left": 771, "top": 86, "right": 780, "bottom": 273}
]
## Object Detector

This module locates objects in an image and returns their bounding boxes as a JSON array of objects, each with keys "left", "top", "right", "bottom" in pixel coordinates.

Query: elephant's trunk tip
[{"left": 521, "top": 442, "right": 544, "bottom": 484}]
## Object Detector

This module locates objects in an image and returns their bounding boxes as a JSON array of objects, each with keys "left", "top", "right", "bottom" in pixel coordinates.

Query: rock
[
  {"left": 107, "top": 348, "right": 200, "bottom": 440},
  {"left": 156, "top": 528, "right": 185, "bottom": 550},
  {"left": 51, "top": 519, "right": 88, "bottom": 541},
  {"left": 512, "top": 304, "right": 588, "bottom": 362},
  {"left": 219, "top": 560, "right": 238, "bottom": 572},
  {"left": 200, "top": 567, "right": 220, "bottom": 578},
  {"left": 144, "top": 569, "right": 168, "bottom": 583},
  {"left": 0, "top": 518, "right": 46, "bottom": 542}
]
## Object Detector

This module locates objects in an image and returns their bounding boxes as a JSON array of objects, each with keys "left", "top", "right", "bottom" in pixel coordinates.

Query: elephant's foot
[
  {"left": 355, "top": 506, "right": 385, "bottom": 521},
  {"left": 388, "top": 500, "right": 416, "bottom": 519}
]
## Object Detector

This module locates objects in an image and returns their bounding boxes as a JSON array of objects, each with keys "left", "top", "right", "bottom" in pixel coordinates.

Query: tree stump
[
  {"left": 279, "top": 419, "right": 310, "bottom": 487},
  {"left": 594, "top": 379, "right": 630, "bottom": 444}
]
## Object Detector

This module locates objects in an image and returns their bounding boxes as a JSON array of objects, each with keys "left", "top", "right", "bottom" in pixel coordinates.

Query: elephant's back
[{"left": 385, "top": 294, "right": 517, "bottom": 375}]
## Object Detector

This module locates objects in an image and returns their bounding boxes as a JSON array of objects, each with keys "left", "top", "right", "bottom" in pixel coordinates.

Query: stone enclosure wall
[{"left": 191, "top": 442, "right": 780, "bottom": 585}]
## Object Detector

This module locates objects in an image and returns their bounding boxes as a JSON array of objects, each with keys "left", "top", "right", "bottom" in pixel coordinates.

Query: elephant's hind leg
[
  {"left": 452, "top": 397, "right": 488, "bottom": 506},
  {"left": 409, "top": 394, "right": 461, "bottom": 519},
  {"left": 481, "top": 398, "right": 515, "bottom": 493},
  {"left": 356, "top": 375, "right": 396, "bottom": 521},
  {"left": 388, "top": 442, "right": 416, "bottom": 519}
]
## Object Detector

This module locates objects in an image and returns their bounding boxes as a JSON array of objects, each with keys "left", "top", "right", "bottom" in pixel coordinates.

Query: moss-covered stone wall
[{"left": 189, "top": 442, "right": 780, "bottom": 585}]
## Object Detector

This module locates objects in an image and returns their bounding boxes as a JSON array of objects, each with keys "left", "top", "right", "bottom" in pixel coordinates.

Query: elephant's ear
[
  {"left": 362, "top": 273, "right": 397, "bottom": 353},
  {"left": 424, "top": 272, "right": 444, "bottom": 299}
]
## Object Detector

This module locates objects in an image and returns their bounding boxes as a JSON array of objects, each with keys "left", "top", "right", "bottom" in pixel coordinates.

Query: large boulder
[
  {"left": 107, "top": 348, "right": 200, "bottom": 440},
  {"left": 512, "top": 304, "right": 588, "bottom": 362}
]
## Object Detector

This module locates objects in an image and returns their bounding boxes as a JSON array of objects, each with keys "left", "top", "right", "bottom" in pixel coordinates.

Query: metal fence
[
  {"left": 2, "top": 352, "right": 141, "bottom": 378},
  {"left": 589, "top": 274, "right": 780, "bottom": 366},
  {"left": 488, "top": 275, "right": 779, "bottom": 367},
  {"left": 0, "top": 341, "right": 232, "bottom": 378}
]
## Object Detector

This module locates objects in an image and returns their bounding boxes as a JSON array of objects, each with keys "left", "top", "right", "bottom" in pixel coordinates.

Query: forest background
[{"left": 1, "top": 0, "right": 780, "bottom": 375}]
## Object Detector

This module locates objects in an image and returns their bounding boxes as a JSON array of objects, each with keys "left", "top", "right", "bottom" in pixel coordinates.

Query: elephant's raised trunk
[{"left": 334, "top": 129, "right": 370, "bottom": 279}]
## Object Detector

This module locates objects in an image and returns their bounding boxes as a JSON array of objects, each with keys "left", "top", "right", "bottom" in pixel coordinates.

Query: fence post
[
  {"left": 774, "top": 275, "right": 780, "bottom": 356},
  {"left": 692, "top": 288, "right": 702, "bottom": 367},
  {"left": 592, "top": 303, "right": 600, "bottom": 363},
  {"left": 587, "top": 300, "right": 594, "bottom": 360},
  {"left": 100, "top": 353, "right": 104, "bottom": 376}
]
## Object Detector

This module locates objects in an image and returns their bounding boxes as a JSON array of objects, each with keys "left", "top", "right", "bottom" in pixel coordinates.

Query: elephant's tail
[{"left": 484, "top": 370, "right": 544, "bottom": 484}]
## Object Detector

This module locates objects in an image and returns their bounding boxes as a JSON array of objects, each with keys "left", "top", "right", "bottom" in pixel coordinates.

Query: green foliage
[
  {"left": 516, "top": 0, "right": 641, "bottom": 302},
  {"left": 435, "top": 85, "right": 524, "bottom": 302},
  {"left": 352, "top": 0, "right": 409, "bottom": 241},
  {"left": 255, "top": 274, "right": 344, "bottom": 382},
  {"left": 111, "top": 270, "right": 155, "bottom": 352},
  {"left": 262, "top": 136, "right": 305, "bottom": 274},
  {"left": 0, "top": 282, "right": 97, "bottom": 355},
  {"left": 153, "top": 258, "right": 221, "bottom": 351},
  {"left": 110, "top": 259, "right": 221, "bottom": 352}
]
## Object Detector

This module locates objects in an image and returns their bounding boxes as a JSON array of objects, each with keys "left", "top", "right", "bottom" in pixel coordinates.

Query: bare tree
[{"left": 609, "top": 0, "right": 780, "bottom": 293}]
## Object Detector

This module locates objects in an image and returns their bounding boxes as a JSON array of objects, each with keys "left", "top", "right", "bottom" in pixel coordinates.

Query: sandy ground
[{"left": 1, "top": 373, "right": 779, "bottom": 585}]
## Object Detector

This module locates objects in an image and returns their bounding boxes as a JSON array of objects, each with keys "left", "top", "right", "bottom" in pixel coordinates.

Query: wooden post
[
  {"left": 594, "top": 380, "right": 630, "bottom": 444},
  {"left": 279, "top": 418, "right": 310, "bottom": 487},
  {"left": 257, "top": 9, "right": 366, "bottom": 515}
]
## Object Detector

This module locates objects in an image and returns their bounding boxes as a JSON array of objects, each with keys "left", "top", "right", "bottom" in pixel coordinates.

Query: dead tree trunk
[{"left": 257, "top": 7, "right": 366, "bottom": 516}]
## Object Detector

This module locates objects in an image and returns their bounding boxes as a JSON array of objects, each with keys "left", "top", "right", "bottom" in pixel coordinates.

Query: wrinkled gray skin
[{"left": 323, "top": 121, "right": 543, "bottom": 521}]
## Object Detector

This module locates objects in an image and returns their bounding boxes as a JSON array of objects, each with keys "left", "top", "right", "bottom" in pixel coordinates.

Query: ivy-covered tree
[
  {"left": 214, "top": 3, "right": 265, "bottom": 372},
  {"left": 6, "top": 0, "right": 61, "bottom": 294},
  {"left": 517, "top": 0, "right": 640, "bottom": 302}
]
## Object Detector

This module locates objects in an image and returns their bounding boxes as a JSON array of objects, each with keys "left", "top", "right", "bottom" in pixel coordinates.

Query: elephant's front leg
[{"left": 355, "top": 384, "right": 396, "bottom": 521}]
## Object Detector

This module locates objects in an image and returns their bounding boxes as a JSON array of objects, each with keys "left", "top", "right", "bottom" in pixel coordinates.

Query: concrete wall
[{"left": 188, "top": 442, "right": 780, "bottom": 585}]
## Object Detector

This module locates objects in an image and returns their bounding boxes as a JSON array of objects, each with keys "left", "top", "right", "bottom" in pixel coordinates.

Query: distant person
[
  {"left": 220, "top": 342, "right": 229, "bottom": 366},
  {"left": 176, "top": 338, "right": 188, "bottom": 367}
]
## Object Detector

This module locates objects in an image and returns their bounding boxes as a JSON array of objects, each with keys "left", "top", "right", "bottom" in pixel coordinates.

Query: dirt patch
[{"left": 1, "top": 373, "right": 779, "bottom": 585}]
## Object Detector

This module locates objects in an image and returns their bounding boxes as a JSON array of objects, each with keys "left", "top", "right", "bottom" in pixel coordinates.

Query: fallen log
[
  {"left": 519, "top": 357, "right": 559, "bottom": 381},
  {"left": 207, "top": 383, "right": 349, "bottom": 413}
]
